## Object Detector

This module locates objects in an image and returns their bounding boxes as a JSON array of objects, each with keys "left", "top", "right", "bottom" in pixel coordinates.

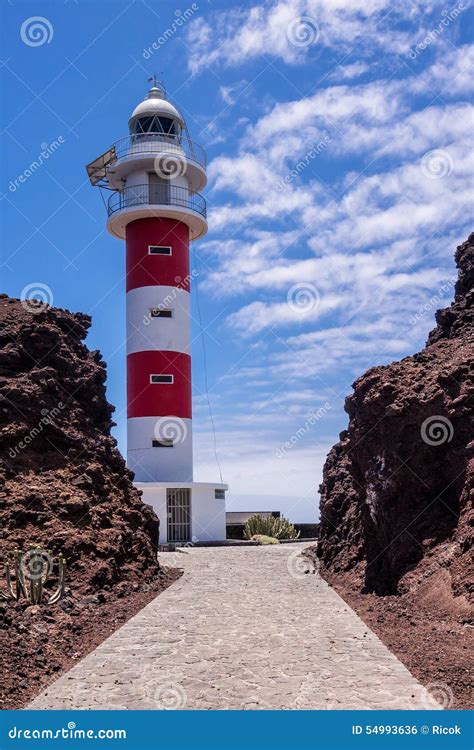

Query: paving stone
[{"left": 28, "top": 544, "right": 441, "bottom": 710}]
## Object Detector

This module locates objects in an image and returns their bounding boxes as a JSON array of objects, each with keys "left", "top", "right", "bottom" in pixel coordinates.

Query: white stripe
[
  {"left": 127, "top": 416, "right": 193, "bottom": 482},
  {"left": 126, "top": 285, "right": 191, "bottom": 355}
]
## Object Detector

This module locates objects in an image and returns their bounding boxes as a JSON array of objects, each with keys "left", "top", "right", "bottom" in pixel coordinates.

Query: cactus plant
[
  {"left": 0, "top": 548, "right": 67, "bottom": 605},
  {"left": 244, "top": 514, "right": 300, "bottom": 541},
  {"left": 48, "top": 554, "right": 67, "bottom": 604}
]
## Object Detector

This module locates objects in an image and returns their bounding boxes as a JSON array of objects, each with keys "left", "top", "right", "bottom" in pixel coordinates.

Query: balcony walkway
[{"left": 28, "top": 544, "right": 441, "bottom": 710}]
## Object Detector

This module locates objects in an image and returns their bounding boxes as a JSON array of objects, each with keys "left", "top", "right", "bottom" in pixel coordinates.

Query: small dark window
[
  {"left": 149, "top": 245, "right": 172, "bottom": 256},
  {"left": 150, "top": 308, "right": 173, "bottom": 318},
  {"left": 215, "top": 489, "right": 226, "bottom": 500},
  {"left": 150, "top": 374, "right": 174, "bottom": 384},
  {"left": 152, "top": 439, "right": 174, "bottom": 448}
]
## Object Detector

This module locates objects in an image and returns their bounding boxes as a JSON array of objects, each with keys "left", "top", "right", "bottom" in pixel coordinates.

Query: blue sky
[{"left": 1, "top": 0, "right": 473, "bottom": 522}]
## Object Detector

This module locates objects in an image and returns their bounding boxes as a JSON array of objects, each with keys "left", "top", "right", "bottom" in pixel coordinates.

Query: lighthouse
[{"left": 86, "top": 80, "right": 227, "bottom": 544}]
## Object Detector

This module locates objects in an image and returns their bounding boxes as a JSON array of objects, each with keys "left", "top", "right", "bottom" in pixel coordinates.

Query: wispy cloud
[
  {"left": 185, "top": 0, "right": 448, "bottom": 74},
  {"left": 185, "top": 1, "right": 472, "bottom": 512}
]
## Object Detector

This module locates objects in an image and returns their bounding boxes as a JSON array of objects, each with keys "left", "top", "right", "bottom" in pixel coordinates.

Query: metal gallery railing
[{"left": 107, "top": 183, "right": 207, "bottom": 218}]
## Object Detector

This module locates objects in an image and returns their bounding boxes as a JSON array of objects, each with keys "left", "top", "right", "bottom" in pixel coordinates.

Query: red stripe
[
  {"left": 127, "top": 350, "right": 192, "bottom": 418},
  {"left": 126, "top": 217, "right": 190, "bottom": 292}
]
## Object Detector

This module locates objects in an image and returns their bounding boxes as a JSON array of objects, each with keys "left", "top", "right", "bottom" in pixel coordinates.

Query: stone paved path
[{"left": 28, "top": 544, "right": 440, "bottom": 710}]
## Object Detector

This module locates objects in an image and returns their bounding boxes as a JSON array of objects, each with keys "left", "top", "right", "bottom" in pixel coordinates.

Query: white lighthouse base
[{"left": 135, "top": 481, "right": 228, "bottom": 545}]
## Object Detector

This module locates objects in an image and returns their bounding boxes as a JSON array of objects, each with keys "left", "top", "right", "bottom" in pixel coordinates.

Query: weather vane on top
[{"left": 147, "top": 73, "right": 164, "bottom": 88}]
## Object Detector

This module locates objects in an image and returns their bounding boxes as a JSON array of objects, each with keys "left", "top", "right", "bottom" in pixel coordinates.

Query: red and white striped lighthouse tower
[{"left": 87, "top": 81, "right": 227, "bottom": 543}]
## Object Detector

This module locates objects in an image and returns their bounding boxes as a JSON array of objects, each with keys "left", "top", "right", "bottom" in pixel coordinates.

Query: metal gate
[{"left": 167, "top": 488, "right": 191, "bottom": 542}]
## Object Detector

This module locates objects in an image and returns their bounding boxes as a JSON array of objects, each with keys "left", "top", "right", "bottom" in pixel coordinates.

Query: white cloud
[
  {"left": 183, "top": 2, "right": 471, "bottom": 501},
  {"left": 186, "top": 0, "right": 446, "bottom": 74},
  {"left": 247, "top": 80, "right": 402, "bottom": 147},
  {"left": 409, "top": 43, "right": 474, "bottom": 97},
  {"left": 327, "top": 62, "right": 370, "bottom": 81}
]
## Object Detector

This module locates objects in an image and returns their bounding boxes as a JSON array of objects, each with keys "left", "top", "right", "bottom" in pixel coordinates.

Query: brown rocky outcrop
[
  {"left": 0, "top": 295, "right": 160, "bottom": 588},
  {"left": 315, "top": 234, "right": 473, "bottom": 708},
  {"left": 317, "top": 234, "right": 473, "bottom": 599},
  {"left": 0, "top": 296, "right": 178, "bottom": 708}
]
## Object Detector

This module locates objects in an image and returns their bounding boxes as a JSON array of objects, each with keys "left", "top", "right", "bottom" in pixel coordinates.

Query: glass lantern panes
[{"left": 131, "top": 115, "right": 181, "bottom": 138}]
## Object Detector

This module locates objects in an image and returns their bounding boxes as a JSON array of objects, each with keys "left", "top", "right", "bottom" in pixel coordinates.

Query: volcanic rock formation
[
  {"left": 317, "top": 234, "right": 473, "bottom": 600},
  {"left": 0, "top": 295, "right": 160, "bottom": 592}
]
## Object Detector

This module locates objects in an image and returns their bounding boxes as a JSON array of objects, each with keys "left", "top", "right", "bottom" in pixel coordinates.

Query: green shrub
[
  {"left": 251, "top": 534, "right": 279, "bottom": 545},
  {"left": 244, "top": 514, "right": 300, "bottom": 541}
]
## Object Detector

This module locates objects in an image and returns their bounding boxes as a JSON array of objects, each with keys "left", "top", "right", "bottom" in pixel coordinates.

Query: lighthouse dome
[{"left": 129, "top": 85, "right": 184, "bottom": 137}]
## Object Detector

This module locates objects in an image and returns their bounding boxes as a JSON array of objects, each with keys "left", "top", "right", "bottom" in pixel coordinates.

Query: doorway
[
  {"left": 148, "top": 172, "right": 170, "bottom": 204},
  {"left": 167, "top": 488, "right": 191, "bottom": 542}
]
